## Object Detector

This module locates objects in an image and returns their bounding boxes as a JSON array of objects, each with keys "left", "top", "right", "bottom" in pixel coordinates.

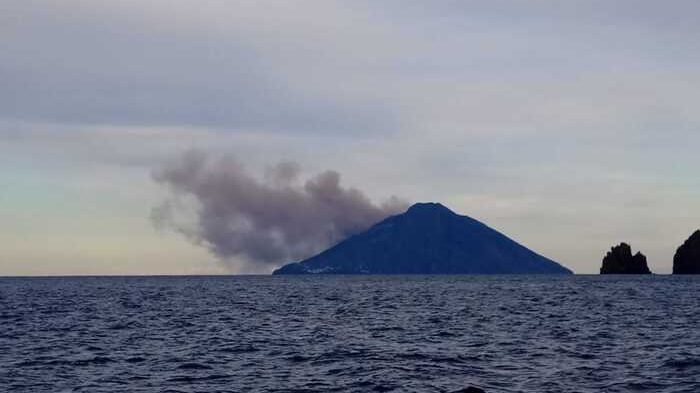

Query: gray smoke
[{"left": 152, "top": 151, "right": 408, "bottom": 269}]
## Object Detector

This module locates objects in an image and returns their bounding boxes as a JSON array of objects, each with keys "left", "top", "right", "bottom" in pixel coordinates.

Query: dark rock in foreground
[
  {"left": 453, "top": 387, "right": 486, "bottom": 393},
  {"left": 273, "top": 202, "right": 572, "bottom": 275},
  {"left": 600, "top": 243, "right": 651, "bottom": 274},
  {"left": 673, "top": 230, "right": 700, "bottom": 274}
]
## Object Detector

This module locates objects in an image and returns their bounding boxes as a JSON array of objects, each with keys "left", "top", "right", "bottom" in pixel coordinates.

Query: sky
[{"left": 2, "top": 0, "right": 700, "bottom": 275}]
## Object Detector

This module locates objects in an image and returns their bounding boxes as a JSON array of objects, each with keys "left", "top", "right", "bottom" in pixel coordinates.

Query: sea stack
[
  {"left": 673, "top": 230, "right": 700, "bottom": 274},
  {"left": 273, "top": 202, "right": 572, "bottom": 275},
  {"left": 600, "top": 243, "right": 651, "bottom": 274}
]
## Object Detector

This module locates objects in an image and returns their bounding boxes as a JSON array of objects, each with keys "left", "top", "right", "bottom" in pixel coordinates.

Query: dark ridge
[{"left": 273, "top": 202, "right": 572, "bottom": 275}]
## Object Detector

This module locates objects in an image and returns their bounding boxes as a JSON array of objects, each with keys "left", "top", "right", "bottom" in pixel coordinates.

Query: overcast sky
[{"left": 2, "top": 0, "right": 700, "bottom": 275}]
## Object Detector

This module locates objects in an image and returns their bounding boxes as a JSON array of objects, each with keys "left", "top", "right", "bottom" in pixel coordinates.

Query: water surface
[{"left": 1, "top": 275, "right": 699, "bottom": 392}]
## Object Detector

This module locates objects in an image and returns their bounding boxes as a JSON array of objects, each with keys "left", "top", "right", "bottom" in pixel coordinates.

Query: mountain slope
[{"left": 273, "top": 202, "right": 572, "bottom": 275}]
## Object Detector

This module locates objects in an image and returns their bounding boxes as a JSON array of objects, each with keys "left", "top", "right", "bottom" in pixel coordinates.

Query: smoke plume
[{"left": 152, "top": 151, "right": 408, "bottom": 270}]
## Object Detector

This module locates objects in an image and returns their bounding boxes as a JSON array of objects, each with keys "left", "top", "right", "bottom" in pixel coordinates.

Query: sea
[{"left": 1, "top": 275, "right": 699, "bottom": 393}]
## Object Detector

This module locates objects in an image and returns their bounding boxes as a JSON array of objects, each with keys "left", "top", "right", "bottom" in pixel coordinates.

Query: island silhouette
[
  {"left": 600, "top": 243, "right": 651, "bottom": 274},
  {"left": 597, "top": 232, "right": 700, "bottom": 275},
  {"left": 674, "top": 231, "right": 700, "bottom": 274},
  {"left": 274, "top": 202, "right": 572, "bottom": 275}
]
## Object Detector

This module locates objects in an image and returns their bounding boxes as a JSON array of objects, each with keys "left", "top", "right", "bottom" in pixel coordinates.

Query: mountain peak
[
  {"left": 273, "top": 202, "right": 572, "bottom": 275},
  {"left": 405, "top": 202, "right": 455, "bottom": 215}
]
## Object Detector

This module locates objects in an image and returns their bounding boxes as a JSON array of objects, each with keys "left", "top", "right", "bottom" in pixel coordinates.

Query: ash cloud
[{"left": 152, "top": 151, "right": 408, "bottom": 270}]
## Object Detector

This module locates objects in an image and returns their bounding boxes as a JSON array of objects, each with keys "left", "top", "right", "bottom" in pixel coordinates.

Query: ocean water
[{"left": 1, "top": 275, "right": 700, "bottom": 393}]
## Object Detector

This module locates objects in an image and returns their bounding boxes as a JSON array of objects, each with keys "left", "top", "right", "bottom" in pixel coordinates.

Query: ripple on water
[{"left": 1, "top": 275, "right": 700, "bottom": 392}]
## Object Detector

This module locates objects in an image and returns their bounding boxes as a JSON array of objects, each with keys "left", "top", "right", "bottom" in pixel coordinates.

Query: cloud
[
  {"left": 3, "top": 0, "right": 700, "bottom": 141},
  {"left": 0, "top": 1, "right": 396, "bottom": 133},
  {"left": 152, "top": 150, "right": 408, "bottom": 270},
  {"left": 3, "top": 0, "right": 700, "bottom": 275}
]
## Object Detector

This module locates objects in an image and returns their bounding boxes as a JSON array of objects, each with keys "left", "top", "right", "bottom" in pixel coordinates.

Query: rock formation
[
  {"left": 453, "top": 387, "right": 486, "bottom": 393},
  {"left": 600, "top": 243, "right": 651, "bottom": 274},
  {"left": 273, "top": 202, "right": 572, "bottom": 275},
  {"left": 673, "top": 230, "right": 700, "bottom": 274}
]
